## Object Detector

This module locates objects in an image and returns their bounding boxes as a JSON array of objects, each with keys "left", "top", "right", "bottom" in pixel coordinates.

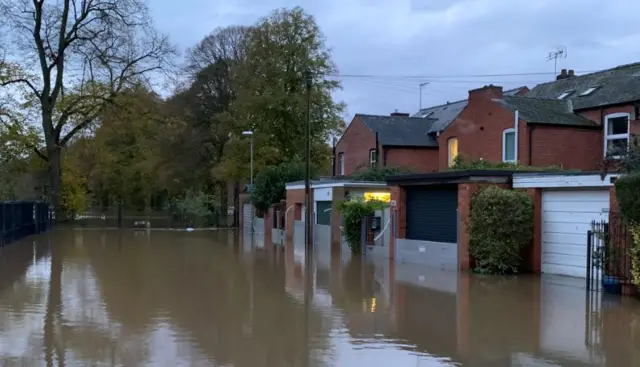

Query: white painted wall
[{"left": 513, "top": 173, "right": 618, "bottom": 189}]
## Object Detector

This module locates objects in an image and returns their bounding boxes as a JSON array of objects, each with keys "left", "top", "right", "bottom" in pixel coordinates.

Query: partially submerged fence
[
  {"left": 587, "top": 214, "right": 635, "bottom": 296},
  {"left": 0, "top": 201, "right": 51, "bottom": 247}
]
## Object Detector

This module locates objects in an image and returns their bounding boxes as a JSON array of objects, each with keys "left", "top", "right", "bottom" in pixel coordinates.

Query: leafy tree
[
  {"left": 0, "top": 0, "right": 175, "bottom": 217},
  {"left": 73, "top": 87, "right": 172, "bottom": 211},
  {"left": 231, "top": 7, "right": 345, "bottom": 169},
  {"left": 250, "top": 161, "right": 311, "bottom": 213}
]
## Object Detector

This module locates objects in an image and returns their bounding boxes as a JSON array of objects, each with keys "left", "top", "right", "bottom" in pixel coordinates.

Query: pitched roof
[
  {"left": 526, "top": 62, "right": 640, "bottom": 110},
  {"left": 496, "top": 96, "right": 598, "bottom": 127},
  {"left": 356, "top": 114, "right": 438, "bottom": 147},
  {"left": 411, "top": 86, "right": 528, "bottom": 133}
]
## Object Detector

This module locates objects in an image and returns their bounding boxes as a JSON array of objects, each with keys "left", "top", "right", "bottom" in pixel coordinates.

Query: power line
[{"left": 328, "top": 70, "right": 596, "bottom": 80}]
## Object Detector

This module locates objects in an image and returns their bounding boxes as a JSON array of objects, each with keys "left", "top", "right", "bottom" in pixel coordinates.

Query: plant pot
[{"left": 602, "top": 275, "right": 622, "bottom": 295}]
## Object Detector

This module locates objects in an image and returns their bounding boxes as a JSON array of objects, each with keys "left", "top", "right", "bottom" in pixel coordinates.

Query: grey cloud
[{"left": 152, "top": 0, "right": 640, "bottom": 119}]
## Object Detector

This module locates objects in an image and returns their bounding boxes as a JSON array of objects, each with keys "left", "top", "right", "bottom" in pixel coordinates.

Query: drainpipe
[
  {"left": 514, "top": 110, "right": 519, "bottom": 163},
  {"left": 528, "top": 125, "right": 535, "bottom": 166},
  {"left": 331, "top": 137, "right": 336, "bottom": 176},
  {"left": 375, "top": 132, "right": 380, "bottom": 168}
]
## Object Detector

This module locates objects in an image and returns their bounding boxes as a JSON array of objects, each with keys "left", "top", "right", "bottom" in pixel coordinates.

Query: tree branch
[{"left": 0, "top": 78, "right": 41, "bottom": 99}]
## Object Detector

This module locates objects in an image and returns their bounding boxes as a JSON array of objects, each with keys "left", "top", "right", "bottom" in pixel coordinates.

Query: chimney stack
[
  {"left": 556, "top": 69, "right": 570, "bottom": 80},
  {"left": 568, "top": 69, "right": 575, "bottom": 77},
  {"left": 390, "top": 112, "right": 410, "bottom": 117},
  {"left": 468, "top": 84, "right": 503, "bottom": 104}
]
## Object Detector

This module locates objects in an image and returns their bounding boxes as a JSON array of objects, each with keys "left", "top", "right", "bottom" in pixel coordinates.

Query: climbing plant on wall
[{"left": 338, "top": 198, "right": 387, "bottom": 254}]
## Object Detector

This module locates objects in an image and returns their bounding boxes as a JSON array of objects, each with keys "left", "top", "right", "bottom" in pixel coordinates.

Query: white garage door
[{"left": 542, "top": 190, "right": 609, "bottom": 278}]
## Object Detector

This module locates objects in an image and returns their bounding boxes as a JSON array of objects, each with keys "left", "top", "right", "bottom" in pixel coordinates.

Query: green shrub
[
  {"left": 468, "top": 186, "right": 533, "bottom": 274},
  {"left": 450, "top": 155, "right": 565, "bottom": 172},
  {"left": 348, "top": 165, "right": 417, "bottom": 181},
  {"left": 615, "top": 173, "right": 640, "bottom": 224},
  {"left": 338, "top": 198, "right": 387, "bottom": 254},
  {"left": 615, "top": 173, "right": 640, "bottom": 285}
]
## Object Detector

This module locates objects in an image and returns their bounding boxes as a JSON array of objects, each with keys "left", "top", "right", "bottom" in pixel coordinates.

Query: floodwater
[{"left": 1, "top": 230, "right": 640, "bottom": 367}]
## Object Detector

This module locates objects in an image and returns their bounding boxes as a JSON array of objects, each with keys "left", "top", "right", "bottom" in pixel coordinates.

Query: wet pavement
[{"left": 1, "top": 229, "right": 639, "bottom": 366}]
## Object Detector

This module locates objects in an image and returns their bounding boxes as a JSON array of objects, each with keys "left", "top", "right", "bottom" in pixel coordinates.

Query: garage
[
  {"left": 541, "top": 189, "right": 609, "bottom": 278},
  {"left": 406, "top": 186, "right": 458, "bottom": 243}
]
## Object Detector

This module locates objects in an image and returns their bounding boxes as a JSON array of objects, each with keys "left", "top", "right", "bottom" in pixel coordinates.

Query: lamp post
[
  {"left": 304, "top": 70, "right": 313, "bottom": 249},
  {"left": 242, "top": 131, "right": 254, "bottom": 235}
]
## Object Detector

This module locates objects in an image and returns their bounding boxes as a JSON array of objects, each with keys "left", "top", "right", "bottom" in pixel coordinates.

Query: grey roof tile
[
  {"left": 497, "top": 96, "right": 598, "bottom": 127},
  {"left": 411, "top": 86, "right": 527, "bottom": 133},
  {"left": 526, "top": 63, "right": 640, "bottom": 110},
  {"left": 357, "top": 114, "right": 439, "bottom": 147}
]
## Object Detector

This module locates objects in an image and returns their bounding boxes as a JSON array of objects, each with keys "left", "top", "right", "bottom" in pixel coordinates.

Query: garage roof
[{"left": 386, "top": 170, "right": 519, "bottom": 185}]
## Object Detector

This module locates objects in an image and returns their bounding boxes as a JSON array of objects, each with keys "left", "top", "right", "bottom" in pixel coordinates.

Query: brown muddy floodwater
[{"left": 1, "top": 229, "right": 640, "bottom": 366}]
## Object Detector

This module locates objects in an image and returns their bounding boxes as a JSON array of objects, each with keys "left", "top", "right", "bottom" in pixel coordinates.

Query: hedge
[
  {"left": 468, "top": 186, "right": 533, "bottom": 274},
  {"left": 615, "top": 173, "right": 640, "bottom": 285}
]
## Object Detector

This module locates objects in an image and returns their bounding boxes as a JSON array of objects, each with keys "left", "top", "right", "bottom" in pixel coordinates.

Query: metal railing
[
  {"left": 586, "top": 215, "right": 634, "bottom": 295},
  {"left": 0, "top": 201, "right": 51, "bottom": 247}
]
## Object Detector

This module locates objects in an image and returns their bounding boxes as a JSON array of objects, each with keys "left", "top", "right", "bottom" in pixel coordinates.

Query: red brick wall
[
  {"left": 389, "top": 185, "right": 406, "bottom": 260},
  {"left": 285, "top": 188, "right": 307, "bottom": 242},
  {"left": 440, "top": 86, "right": 605, "bottom": 171},
  {"left": 439, "top": 87, "right": 531, "bottom": 169},
  {"left": 385, "top": 147, "right": 438, "bottom": 172},
  {"left": 336, "top": 116, "right": 377, "bottom": 175},
  {"left": 530, "top": 125, "right": 602, "bottom": 170}
]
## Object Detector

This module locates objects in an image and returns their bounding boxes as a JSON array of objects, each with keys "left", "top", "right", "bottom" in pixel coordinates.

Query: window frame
[
  {"left": 502, "top": 128, "right": 516, "bottom": 163},
  {"left": 447, "top": 137, "right": 458, "bottom": 167},
  {"left": 603, "top": 112, "right": 631, "bottom": 159},
  {"left": 369, "top": 149, "right": 377, "bottom": 167},
  {"left": 557, "top": 90, "right": 575, "bottom": 99},
  {"left": 338, "top": 153, "right": 345, "bottom": 175}
]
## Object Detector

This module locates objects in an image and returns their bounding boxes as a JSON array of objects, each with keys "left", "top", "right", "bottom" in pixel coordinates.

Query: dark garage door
[{"left": 406, "top": 186, "right": 458, "bottom": 243}]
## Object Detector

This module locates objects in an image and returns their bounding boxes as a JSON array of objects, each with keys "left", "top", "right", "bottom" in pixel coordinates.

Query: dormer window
[
  {"left": 557, "top": 90, "right": 575, "bottom": 99},
  {"left": 579, "top": 87, "right": 599, "bottom": 96}
]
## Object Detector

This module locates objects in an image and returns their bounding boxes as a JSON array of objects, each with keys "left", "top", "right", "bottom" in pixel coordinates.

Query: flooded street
[{"left": 1, "top": 229, "right": 640, "bottom": 366}]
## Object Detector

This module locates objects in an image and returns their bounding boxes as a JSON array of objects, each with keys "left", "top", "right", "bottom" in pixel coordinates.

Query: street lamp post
[
  {"left": 304, "top": 70, "right": 313, "bottom": 249},
  {"left": 242, "top": 131, "right": 254, "bottom": 235}
]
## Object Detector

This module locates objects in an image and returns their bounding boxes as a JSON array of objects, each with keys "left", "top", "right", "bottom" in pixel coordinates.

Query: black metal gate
[{"left": 586, "top": 216, "right": 633, "bottom": 295}]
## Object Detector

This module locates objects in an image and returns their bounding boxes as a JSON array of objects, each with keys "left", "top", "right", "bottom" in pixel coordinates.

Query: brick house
[
  {"left": 335, "top": 87, "right": 529, "bottom": 176},
  {"left": 440, "top": 63, "right": 640, "bottom": 171},
  {"left": 334, "top": 113, "right": 439, "bottom": 176}
]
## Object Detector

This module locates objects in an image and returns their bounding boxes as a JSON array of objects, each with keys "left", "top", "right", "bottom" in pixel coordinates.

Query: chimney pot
[{"left": 568, "top": 69, "right": 575, "bottom": 77}]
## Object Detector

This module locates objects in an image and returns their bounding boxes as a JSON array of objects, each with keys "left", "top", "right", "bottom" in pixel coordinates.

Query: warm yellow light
[
  {"left": 364, "top": 192, "right": 390, "bottom": 203},
  {"left": 370, "top": 297, "right": 377, "bottom": 313}
]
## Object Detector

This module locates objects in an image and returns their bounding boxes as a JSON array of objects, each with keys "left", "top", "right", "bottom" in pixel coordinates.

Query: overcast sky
[{"left": 151, "top": 0, "right": 640, "bottom": 120}]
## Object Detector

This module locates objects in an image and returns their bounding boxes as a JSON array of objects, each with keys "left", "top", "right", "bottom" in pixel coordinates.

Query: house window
[
  {"left": 338, "top": 153, "right": 345, "bottom": 175},
  {"left": 604, "top": 113, "right": 630, "bottom": 158},
  {"left": 369, "top": 149, "right": 377, "bottom": 167},
  {"left": 502, "top": 128, "right": 516, "bottom": 162},
  {"left": 447, "top": 137, "right": 458, "bottom": 167}
]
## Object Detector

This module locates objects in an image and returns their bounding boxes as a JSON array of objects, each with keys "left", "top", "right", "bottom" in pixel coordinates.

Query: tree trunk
[{"left": 46, "top": 146, "right": 64, "bottom": 221}]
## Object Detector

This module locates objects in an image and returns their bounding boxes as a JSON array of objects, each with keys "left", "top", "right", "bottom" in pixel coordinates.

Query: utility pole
[
  {"left": 419, "top": 82, "right": 430, "bottom": 110},
  {"left": 304, "top": 70, "right": 313, "bottom": 249}
]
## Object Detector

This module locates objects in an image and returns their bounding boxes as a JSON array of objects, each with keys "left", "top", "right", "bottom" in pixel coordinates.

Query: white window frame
[
  {"left": 502, "top": 128, "right": 516, "bottom": 163},
  {"left": 447, "top": 137, "right": 458, "bottom": 167},
  {"left": 338, "top": 153, "right": 345, "bottom": 175},
  {"left": 603, "top": 112, "right": 631, "bottom": 159},
  {"left": 369, "top": 149, "right": 377, "bottom": 166}
]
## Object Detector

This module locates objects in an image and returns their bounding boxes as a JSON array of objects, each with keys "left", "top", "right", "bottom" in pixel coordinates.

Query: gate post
[{"left": 586, "top": 230, "right": 592, "bottom": 291}]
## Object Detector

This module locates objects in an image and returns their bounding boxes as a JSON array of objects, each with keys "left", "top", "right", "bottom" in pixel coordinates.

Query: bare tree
[{"left": 0, "top": 0, "right": 175, "bottom": 217}]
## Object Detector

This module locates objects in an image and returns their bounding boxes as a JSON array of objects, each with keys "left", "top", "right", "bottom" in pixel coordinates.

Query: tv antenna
[{"left": 546, "top": 46, "right": 567, "bottom": 77}]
